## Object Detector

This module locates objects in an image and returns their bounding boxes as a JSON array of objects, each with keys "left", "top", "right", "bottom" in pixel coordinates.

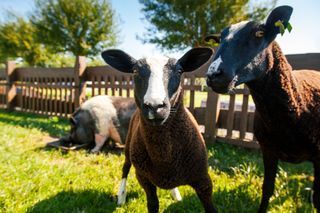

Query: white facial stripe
[
  {"left": 226, "top": 21, "right": 249, "bottom": 40},
  {"left": 208, "top": 56, "right": 223, "bottom": 74},
  {"left": 144, "top": 57, "right": 168, "bottom": 105}
]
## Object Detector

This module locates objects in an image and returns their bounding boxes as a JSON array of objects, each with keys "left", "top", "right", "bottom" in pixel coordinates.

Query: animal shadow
[
  {"left": 34, "top": 140, "right": 124, "bottom": 156},
  {"left": 164, "top": 194, "right": 206, "bottom": 213},
  {"left": 164, "top": 183, "right": 260, "bottom": 212},
  {"left": 213, "top": 183, "right": 260, "bottom": 212},
  {"left": 207, "top": 143, "right": 264, "bottom": 177},
  {"left": 0, "top": 109, "right": 68, "bottom": 138},
  {"left": 27, "top": 190, "right": 117, "bottom": 213}
]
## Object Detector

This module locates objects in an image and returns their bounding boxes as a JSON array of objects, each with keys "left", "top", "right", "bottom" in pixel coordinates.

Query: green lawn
[{"left": 0, "top": 109, "right": 315, "bottom": 212}]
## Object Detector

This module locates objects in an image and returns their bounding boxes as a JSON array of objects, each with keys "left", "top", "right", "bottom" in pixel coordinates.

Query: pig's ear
[{"left": 70, "top": 117, "right": 77, "bottom": 126}]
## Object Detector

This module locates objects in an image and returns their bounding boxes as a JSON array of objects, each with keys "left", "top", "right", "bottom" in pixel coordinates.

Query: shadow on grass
[
  {"left": 33, "top": 142, "right": 124, "bottom": 156},
  {"left": 0, "top": 110, "right": 125, "bottom": 155},
  {"left": 163, "top": 194, "right": 204, "bottom": 213},
  {"left": 269, "top": 176, "right": 313, "bottom": 211},
  {"left": 33, "top": 145, "right": 71, "bottom": 156},
  {"left": 214, "top": 183, "right": 260, "bottom": 212},
  {"left": 27, "top": 190, "right": 120, "bottom": 213},
  {"left": 0, "top": 109, "right": 69, "bottom": 137},
  {"left": 164, "top": 183, "right": 260, "bottom": 213},
  {"left": 207, "top": 142, "right": 264, "bottom": 176},
  {"left": 206, "top": 143, "right": 314, "bottom": 211},
  {"left": 207, "top": 142, "right": 313, "bottom": 177}
]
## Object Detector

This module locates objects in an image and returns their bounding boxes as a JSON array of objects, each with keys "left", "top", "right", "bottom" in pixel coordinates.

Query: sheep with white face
[{"left": 102, "top": 48, "right": 217, "bottom": 213}]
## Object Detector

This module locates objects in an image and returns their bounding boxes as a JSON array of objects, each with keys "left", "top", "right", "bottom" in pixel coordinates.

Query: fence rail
[{"left": 0, "top": 53, "right": 319, "bottom": 148}]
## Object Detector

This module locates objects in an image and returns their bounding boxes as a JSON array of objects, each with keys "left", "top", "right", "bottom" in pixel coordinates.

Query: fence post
[
  {"left": 6, "top": 61, "right": 16, "bottom": 111},
  {"left": 204, "top": 90, "right": 220, "bottom": 144},
  {"left": 74, "top": 56, "right": 86, "bottom": 109}
]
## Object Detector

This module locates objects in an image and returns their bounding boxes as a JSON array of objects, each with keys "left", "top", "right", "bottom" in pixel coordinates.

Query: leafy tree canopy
[
  {"left": 0, "top": 15, "right": 56, "bottom": 66},
  {"left": 32, "top": 0, "right": 119, "bottom": 57},
  {"left": 139, "top": 0, "right": 277, "bottom": 51}
]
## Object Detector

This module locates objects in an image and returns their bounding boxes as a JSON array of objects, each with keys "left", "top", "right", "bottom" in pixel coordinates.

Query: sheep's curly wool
[
  {"left": 121, "top": 90, "right": 215, "bottom": 212},
  {"left": 247, "top": 41, "right": 320, "bottom": 211},
  {"left": 248, "top": 42, "right": 320, "bottom": 162},
  {"left": 128, "top": 93, "right": 208, "bottom": 188}
]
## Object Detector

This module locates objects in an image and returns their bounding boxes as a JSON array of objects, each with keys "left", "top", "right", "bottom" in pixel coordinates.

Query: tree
[
  {"left": 0, "top": 16, "right": 54, "bottom": 66},
  {"left": 31, "top": 0, "right": 118, "bottom": 57},
  {"left": 138, "top": 0, "right": 277, "bottom": 51}
]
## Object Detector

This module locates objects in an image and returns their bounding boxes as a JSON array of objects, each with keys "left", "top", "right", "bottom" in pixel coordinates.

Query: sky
[{"left": 0, "top": 0, "right": 319, "bottom": 59}]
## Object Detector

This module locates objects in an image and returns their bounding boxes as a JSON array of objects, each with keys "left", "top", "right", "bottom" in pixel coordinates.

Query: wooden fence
[
  {"left": 0, "top": 68, "right": 6, "bottom": 108},
  {"left": 0, "top": 53, "right": 319, "bottom": 148}
]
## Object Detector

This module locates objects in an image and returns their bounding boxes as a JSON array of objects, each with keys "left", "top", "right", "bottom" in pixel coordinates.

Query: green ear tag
[
  {"left": 286, "top": 22, "right": 293, "bottom": 33},
  {"left": 275, "top": 20, "right": 293, "bottom": 36},
  {"left": 275, "top": 20, "right": 285, "bottom": 35}
]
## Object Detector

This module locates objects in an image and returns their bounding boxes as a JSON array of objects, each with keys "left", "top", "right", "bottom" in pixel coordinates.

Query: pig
[{"left": 61, "top": 95, "right": 136, "bottom": 153}]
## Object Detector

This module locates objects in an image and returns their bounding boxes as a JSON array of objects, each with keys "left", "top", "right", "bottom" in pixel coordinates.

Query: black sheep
[
  {"left": 206, "top": 5, "right": 320, "bottom": 212},
  {"left": 102, "top": 48, "right": 217, "bottom": 212}
]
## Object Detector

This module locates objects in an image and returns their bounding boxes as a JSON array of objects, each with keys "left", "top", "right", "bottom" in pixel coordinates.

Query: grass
[{"left": 0, "top": 109, "right": 315, "bottom": 212}]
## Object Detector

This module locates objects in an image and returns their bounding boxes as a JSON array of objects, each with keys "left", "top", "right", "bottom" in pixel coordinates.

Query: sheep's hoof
[
  {"left": 90, "top": 148, "right": 101, "bottom": 154},
  {"left": 117, "top": 178, "right": 127, "bottom": 205},
  {"left": 171, "top": 187, "right": 182, "bottom": 201},
  {"left": 117, "top": 192, "right": 127, "bottom": 205}
]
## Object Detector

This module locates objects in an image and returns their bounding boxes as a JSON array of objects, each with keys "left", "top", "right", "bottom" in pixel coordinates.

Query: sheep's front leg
[
  {"left": 313, "top": 161, "right": 320, "bottom": 210},
  {"left": 258, "top": 151, "right": 278, "bottom": 213},
  {"left": 170, "top": 187, "right": 182, "bottom": 201},
  {"left": 190, "top": 174, "right": 217, "bottom": 213},
  {"left": 117, "top": 145, "right": 132, "bottom": 205},
  {"left": 91, "top": 134, "right": 107, "bottom": 153},
  {"left": 136, "top": 173, "right": 159, "bottom": 213}
]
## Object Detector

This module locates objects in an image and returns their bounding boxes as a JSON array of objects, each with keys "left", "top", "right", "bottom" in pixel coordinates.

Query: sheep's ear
[
  {"left": 178, "top": 47, "right": 214, "bottom": 72},
  {"left": 205, "top": 34, "right": 221, "bottom": 44},
  {"left": 101, "top": 49, "right": 136, "bottom": 73},
  {"left": 265, "top": 5, "right": 293, "bottom": 41}
]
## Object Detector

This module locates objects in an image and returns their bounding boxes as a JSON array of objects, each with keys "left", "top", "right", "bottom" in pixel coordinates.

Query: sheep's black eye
[
  {"left": 175, "top": 64, "right": 183, "bottom": 74},
  {"left": 255, "top": 30, "right": 264, "bottom": 38},
  {"left": 132, "top": 67, "right": 141, "bottom": 77},
  {"left": 254, "top": 25, "right": 265, "bottom": 39}
]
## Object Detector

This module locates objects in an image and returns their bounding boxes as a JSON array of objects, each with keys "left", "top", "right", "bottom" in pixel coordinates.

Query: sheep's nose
[{"left": 144, "top": 101, "right": 166, "bottom": 112}]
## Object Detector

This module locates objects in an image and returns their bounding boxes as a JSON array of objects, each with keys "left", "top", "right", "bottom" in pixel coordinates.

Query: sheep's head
[
  {"left": 102, "top": 48, "right": 213, "bottom": 126},
  {"left": 206, "top": 5, "right": 293, "bottom": 94}
]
